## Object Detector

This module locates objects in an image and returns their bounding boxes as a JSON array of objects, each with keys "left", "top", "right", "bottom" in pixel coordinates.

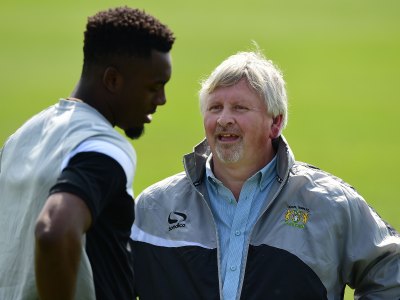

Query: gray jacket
[{"left": 132, "top": 136, "right": 400, "bottom": 300}]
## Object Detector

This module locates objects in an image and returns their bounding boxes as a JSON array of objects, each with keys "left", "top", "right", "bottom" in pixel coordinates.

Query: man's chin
[
  {"left": 215, "top": 143, "right": 242, "bottom": 163},
  {"left": 124, "top": 126, "right": 144, "bottom": 140}
]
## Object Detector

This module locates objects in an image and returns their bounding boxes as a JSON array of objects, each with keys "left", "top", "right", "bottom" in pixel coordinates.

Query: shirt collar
[
  {"left": 205, "top": 154, "right": 220, "bottom": 187},
  {"left": 205, "top": 154, "right": 277, "bottom": 191}
]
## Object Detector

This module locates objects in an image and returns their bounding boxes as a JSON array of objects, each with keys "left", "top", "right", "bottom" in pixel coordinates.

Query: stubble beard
[
  {"left": 125, "top": 126, "right": 145, "bottom": 140},
  {"left": 214, "top": 141, "right": 243, "bottom": 163}
]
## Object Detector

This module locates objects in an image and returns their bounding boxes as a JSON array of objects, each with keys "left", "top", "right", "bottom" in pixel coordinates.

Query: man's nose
[
  {"left": 155, "top": 89, "right": 167, "bottom": 106},
  {"left": 217, "top": 110, "right": 234, "bottom": 127}
]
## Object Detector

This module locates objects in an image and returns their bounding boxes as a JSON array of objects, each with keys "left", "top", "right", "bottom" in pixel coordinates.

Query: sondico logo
[{"left": 168, "top": 211, "right": 187, "bottom": 231}]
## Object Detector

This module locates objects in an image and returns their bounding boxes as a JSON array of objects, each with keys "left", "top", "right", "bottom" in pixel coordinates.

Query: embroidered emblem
[{"left": 284, "top": 205, "right": 310, "bottom": 229}]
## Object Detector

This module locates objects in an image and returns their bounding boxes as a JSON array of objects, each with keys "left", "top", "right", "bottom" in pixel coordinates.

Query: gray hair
[{"left": 199, "top": 51, "right": 288, "bottom": 131}]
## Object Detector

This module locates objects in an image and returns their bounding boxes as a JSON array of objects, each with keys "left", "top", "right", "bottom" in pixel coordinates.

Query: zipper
[
  {"left": 185, "top": 160, "right": 224, "bottom": 300},
  {"left": 235, "top": 171, "right": 289, "bottom": 299}
]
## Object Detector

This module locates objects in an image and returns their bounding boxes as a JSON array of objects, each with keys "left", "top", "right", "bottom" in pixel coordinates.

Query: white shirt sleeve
[{"left": 61, "top": 139, "right": 136, "bottom": 197}]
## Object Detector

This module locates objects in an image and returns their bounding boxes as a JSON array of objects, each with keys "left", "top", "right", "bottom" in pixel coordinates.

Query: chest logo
[
  {"left": 168, "top": 211, "right": 187, "bottom": 231},
  {"left": 284, "top": 205, "right": 310, "bottom": 229}
]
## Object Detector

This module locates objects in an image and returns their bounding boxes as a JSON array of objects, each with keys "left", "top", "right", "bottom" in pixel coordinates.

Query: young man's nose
[{"left": 155, "top": 89, "right": 167, "bottom": 106}]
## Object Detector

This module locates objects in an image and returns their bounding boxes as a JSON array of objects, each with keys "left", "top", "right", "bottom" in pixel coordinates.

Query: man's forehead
[
  {"left": 208, "top": 82, "right": 261, "bottom": 102},
  {"left": 122, "top": 50, "right": 172, "bottom": 81}
]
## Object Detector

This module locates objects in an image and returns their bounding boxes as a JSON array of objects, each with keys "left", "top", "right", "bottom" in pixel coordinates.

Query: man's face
[
  {"left": 203, "top": 78, "right": 278, "bottom": 167},
  {"left": 115, "top": 50, "right": 172, "bottom": 139}
]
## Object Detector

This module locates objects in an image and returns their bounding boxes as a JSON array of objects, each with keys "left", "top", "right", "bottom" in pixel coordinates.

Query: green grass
[{"left": 1, "top": 1, "right": 399, "bottom": 299}]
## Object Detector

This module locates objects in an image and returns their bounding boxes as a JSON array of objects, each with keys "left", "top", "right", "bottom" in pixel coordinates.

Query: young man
[
  {"left": 131, "top": 51, "right": 400, "bottom": 299},
  {"left": 0, "top": 6, "right": 174, "bottom": 300}
]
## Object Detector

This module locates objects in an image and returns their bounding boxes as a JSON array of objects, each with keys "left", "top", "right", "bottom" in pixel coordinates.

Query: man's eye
[
  {"left": 150, "top": 85, "right": 163, "bottom": 92},
  {"left": 208, "top": 105, "right": 222, "bottom": 112},
  {"left": 235, "top": 105, "right": 248, "bottom": 111}
]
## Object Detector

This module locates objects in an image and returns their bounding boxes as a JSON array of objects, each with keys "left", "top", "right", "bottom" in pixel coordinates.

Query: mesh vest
[{"left": 0, "top": 99, "right": 135, "bottom": 300}]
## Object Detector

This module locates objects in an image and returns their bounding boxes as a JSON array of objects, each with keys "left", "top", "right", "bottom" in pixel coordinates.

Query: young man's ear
[
  {"left": 270, "top": 114, "right": 283, "bottom": 139},
  {"left": 103, "top": 67, "right": 124, "bottom": 93}
]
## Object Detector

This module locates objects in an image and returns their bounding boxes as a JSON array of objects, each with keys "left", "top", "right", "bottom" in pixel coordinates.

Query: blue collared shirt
[{"left": 205, "top": 155, "right": 277, "bottom": 300}]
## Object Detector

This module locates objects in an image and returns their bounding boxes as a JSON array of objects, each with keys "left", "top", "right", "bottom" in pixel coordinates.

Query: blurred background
[{"left": 1, "top": 1, "right": 399, "bottom": 298}]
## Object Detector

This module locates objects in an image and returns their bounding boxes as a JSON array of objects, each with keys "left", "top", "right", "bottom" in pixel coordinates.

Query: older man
[{"left": 131, "top": 51, "right": 400, "bottom": 299}]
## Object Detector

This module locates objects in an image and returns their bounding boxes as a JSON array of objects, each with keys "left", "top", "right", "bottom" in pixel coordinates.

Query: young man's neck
[{"left": 70, "top": 81, "right": 116, "bottom": 127}]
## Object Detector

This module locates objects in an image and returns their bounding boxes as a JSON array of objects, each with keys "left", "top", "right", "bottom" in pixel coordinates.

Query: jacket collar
[
  {"left": 183, "top": 135, "right": 295, "bottom": 186},
  {"left": 273, "top": 135, "right": 295, "bottom": 183}
]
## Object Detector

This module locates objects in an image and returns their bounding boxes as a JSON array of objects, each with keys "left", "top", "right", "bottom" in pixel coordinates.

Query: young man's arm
[{"left": 35, "top": 192, "right": 92, "bottom": 300}]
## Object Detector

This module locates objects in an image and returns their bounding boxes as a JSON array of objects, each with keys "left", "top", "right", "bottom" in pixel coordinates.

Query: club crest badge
[{"left": 284, "top": 205, "right": 310, "bottom": 229}]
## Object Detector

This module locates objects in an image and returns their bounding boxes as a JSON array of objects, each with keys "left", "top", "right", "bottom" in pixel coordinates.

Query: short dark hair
[{"left": 83, "top": 6, "right": 175, "bottom": 65}]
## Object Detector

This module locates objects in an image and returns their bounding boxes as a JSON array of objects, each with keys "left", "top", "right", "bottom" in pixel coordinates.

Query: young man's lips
[{"left": 145, "top": 110, "right": 156, "bottom": 123}]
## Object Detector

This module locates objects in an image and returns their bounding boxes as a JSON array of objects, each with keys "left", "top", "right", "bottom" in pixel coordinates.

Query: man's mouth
[
  {"left": 145, "top": 109, "right": 156, "bottom": 123},
  {"left": 217, "top": 133, "right": 240, "bottom": 142}
]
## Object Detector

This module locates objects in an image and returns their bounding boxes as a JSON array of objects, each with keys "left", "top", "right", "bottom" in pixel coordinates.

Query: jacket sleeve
[{"left": 343, "top": 189, "right": 400, "bottom": 299}]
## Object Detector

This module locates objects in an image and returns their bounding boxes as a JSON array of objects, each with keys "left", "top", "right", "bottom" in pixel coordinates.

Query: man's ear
[
  {"left": 103, "top": 67, "right": 123, "bottom": 93},
  {"left": 270, "top": 114, "right": 283, "bottom": 139}
]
